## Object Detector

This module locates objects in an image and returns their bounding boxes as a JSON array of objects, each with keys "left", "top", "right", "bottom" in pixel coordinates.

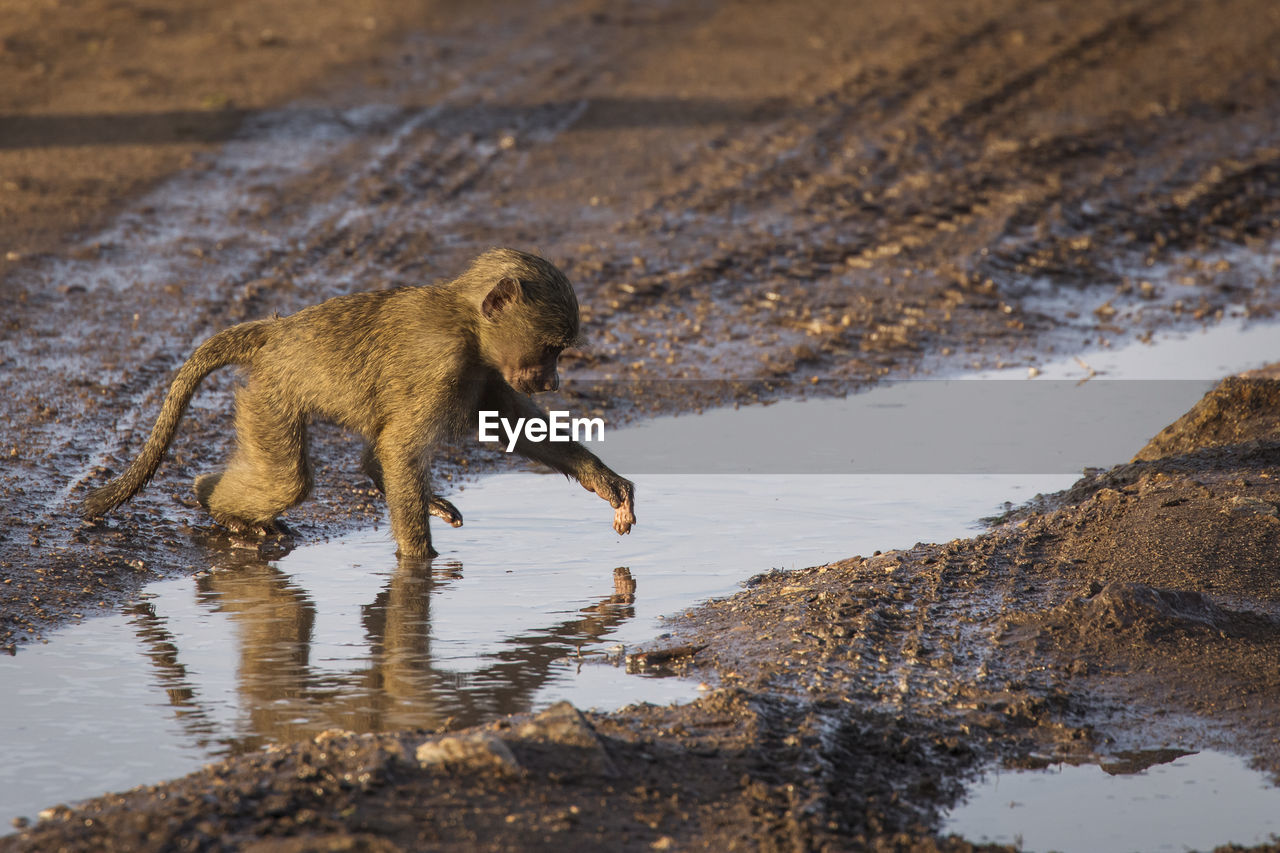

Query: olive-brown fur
[{"left": 83, "top": 248, "right": 636, "bottom": 558}]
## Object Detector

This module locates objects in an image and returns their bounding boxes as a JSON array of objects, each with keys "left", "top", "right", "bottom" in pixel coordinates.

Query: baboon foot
[
  {"left": 216, "top": 514, "right": 296, "bottom": 560},
  {"left": 396, "top": 544, "right": 440, "bottom": 561},
  {"left": 211, "top": 511, "right": 287, "bottom": 539},
  {"left": 395, "top": 552, "right": 439, "bottom": 573},
  {"left": 195, "top": 472, "right": 297, "bottom": 542},
  {"left": 395, "top": 530, "right": 438, "bottom": 561}
]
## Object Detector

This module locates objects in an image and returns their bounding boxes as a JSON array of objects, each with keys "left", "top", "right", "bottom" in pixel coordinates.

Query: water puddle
[
  {"left": 604, "top": 306, "right": 1280, "bottom": 475},
  {"left": 2, "top": 312, "right": 1278, "bottom": 826},
  {"left": 944, "top": 750, "right": 1280, "bottom": 852},
  {"left": 2, "top": 471, "right": 1060, "bottom": 825}
]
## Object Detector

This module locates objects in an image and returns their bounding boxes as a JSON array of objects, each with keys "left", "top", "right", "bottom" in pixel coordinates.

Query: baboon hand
[
  {"left": 601, "top": 476, "right": 635, "bottom": 535},
  {"left": 613, "top": 498, "right": 635, "bottom": 535},
  {"left": 428, "top": 495, "right": 464, "bottom": 528}
]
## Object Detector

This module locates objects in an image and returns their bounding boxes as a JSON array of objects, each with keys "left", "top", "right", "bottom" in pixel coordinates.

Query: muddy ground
[
  {"left": 9, "top": 382, "right": 1280, "bottom": 853},
  {"left": 4, "top": 0, "right": 1280, "bottom": 849}
]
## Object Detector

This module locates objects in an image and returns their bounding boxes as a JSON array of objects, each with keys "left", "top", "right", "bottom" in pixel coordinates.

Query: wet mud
[
  {"left": 5, "top": 0, "right": 1280, "bottom": 642},
  {"left": 9, "top": 375, "right": 1280, "bottom": 850},
  {"left": 5, "top": 0, "right": 1280, "bottom": 849}
]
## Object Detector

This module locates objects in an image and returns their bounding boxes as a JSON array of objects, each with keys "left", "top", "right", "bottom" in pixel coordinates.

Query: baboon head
[{"left": 468, "top": 249, "right": 584, "bottom": 395}]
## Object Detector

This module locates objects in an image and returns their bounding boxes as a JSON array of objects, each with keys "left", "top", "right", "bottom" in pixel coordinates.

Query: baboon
[{"left": 83, "top": 248, "right": 636, "bottom": 558}]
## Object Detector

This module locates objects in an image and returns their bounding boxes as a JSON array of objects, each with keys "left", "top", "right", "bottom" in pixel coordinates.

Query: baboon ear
[{"left": 481, "top": 277, "right": 523, "bottom": 319}]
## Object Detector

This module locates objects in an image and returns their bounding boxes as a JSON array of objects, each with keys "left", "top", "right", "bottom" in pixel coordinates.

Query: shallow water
[
  {"left": 2, "top": 312, "right": 1278, "bottom": 826},
  {"left": 944, "top": 750, "right": 1280, "bottom": 852},
  {"left": 1, "top": 471, "right": 1062, "bottom": 825},
  {"left": 602, "top": 305, "right": 1280, "bottom": 476}
]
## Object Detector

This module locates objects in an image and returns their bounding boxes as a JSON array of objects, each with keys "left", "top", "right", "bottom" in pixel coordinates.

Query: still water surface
[{"left": 945, "top": 750, "right": 1280, "bottom": 852}]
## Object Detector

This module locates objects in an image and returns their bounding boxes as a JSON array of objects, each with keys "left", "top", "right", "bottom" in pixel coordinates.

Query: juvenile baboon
[{"left": 83, "top": 248, "right": 636, "bottom": 558}]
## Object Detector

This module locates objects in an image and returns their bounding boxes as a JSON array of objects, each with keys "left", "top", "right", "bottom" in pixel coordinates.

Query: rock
[
  {"left": 1015, "top": 582, "right": 1230, "bottom": 644},
  {"left": 1078, "top": 582, "right": 1223, "bottom": 635},
  {"left": 626, "top": 643, "right": 705, "bottom": 670},
  {"left": 1225, "top": 495, "right": 1279, "bottom": 518},
  {"left": 508, "top": 701, "right": 618, "bottom": 778},
  {"left": 415, "top": 733, "right": 522, "bottom": 777}
]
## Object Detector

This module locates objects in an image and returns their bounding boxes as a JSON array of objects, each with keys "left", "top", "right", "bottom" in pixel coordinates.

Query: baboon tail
[{"left": 82, "top": 320, "right": 273, "bottom": 518}]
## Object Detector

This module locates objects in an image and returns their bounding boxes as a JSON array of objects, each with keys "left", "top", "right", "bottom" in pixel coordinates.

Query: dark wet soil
[
  {"left": 5, "top": 0, "right": 1280, "bottom": 849},
  {"left": 10, "top": 375, "right": 1280, "bottom": 851},
  {"left": 6, "top": 0, "right": 1280, "bottom": 647}
]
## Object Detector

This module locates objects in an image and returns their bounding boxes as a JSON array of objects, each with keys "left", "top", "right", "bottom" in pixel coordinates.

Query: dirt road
[
  {"left": 9, "top": 378, "right": 1280, "bottom": 850},
  {"left": 5, "top": 0, "right": 1280, "bottom": 643},
  {"left": 3, "top": 0, "right": 1280, "bottom": 848}
]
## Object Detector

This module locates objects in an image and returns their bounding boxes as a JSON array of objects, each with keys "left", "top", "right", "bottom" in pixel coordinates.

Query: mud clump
[
  {"left": 1057, "top": 582, "right": 1230, "bottom": 639},
  {"left": 1136, "top": 377, "right": 1280, "bottom": 462},
  {"left": 3, "top": 692, "right": 960, "bottom": 853},
  {"left": 1005, "top": 581, "right": 1236, "bottom": 644}
]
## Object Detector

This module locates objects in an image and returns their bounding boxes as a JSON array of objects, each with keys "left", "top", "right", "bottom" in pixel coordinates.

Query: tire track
[{"left": 0, "top": 0, "right": 664, "bottom": 564}]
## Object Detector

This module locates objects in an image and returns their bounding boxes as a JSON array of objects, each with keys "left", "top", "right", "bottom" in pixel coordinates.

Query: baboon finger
[{"left": 613, "top": 500, "right": 635, "bottom": 535}]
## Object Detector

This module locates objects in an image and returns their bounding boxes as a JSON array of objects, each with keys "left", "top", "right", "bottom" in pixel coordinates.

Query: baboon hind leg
[{"left": 195, "top": 383, "right": 312, "bottom": 534}]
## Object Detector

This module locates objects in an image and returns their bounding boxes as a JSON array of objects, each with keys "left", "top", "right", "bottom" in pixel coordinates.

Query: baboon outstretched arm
[{"left": 479, "top": 382, "right": 635, "bottom": 535}]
